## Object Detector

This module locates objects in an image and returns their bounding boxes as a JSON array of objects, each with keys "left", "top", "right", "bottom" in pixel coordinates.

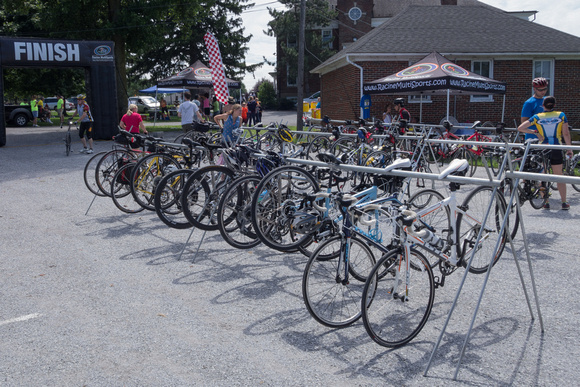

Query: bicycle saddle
[
  {"left": 438, "top": 158, "right": 468, "bottom": 179},
  {"left": 317, "top": 152, "right": 342, "bottom": 165},
  {"left": 384, "top": 158, "right": 411, "bottom": 172}
]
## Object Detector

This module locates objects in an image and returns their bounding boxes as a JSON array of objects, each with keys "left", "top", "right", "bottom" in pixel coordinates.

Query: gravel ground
[{"left": 1, "top": 124, "right": 579, "bottom": 386}]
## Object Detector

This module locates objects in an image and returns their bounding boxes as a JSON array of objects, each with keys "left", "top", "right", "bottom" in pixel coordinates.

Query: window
[
  {"left": 408, "top": 95, "right": 431, "bottom": 104},
  {"left": 533, "top": 60, "right": 553, "bottom": 94},
  {"left": 470, "top": 60, "right": 493, "bottom": 102},
  {"left": 286, "top": 63, "right": 296, "bottom": 87},
  {"left": 321, "top": 29, "right": 332, "bottom": 49}
]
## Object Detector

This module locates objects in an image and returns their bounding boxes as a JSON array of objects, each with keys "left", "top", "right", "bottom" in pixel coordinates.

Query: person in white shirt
[{"left": 178, "top": 92, "right": 203, "bottom": 132}]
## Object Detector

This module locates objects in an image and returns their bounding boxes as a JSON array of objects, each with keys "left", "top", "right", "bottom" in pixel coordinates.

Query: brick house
[{"left": 309, "top": 3, "right": 580, "bottom": 127}]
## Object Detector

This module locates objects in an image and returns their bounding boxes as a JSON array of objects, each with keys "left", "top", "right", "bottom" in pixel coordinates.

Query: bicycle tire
[
  {"left": 259, "top": 132, "right": 281, "bottom": 153},
  {"left": 181, "top": 165, "right": 236, "bottom": 231},
  {"left": 570, "top": 159, "right": 580, "bottom": 192},
  {"left": 528, "top": 180, "right": 549, "bottom": 209},
  {"left": 499, "top": 178, "right": 520, "bottom": 240},
  {"left": 65, "top": 131, "right": 72, "bottom": 156},
  {"left": 457, "top": 186, "right": 508, "bottom": 274},
  {"left": 95, "top": 149, "right": 136, "bottom": 197},
  {"left": 361, "top": 248, "right": 435, "bottom": 348},
  {"left": 251, "top": 165, "right": 319, "bottom": 252},
  {"left": 154, "top": 168, "right": 196, "bottom": 229},
  {"left": 302, "top": 235, "right": 376, "bottom": 328},
  {"left": 217, "top": 174, "right": 262, "bottom": 249},
  {"left": 130, "top": 153, "right": 181, "bottom": 211},
  {"left": 83, "top": 151, "right": 108, "bottom": 197},
  {"left": 305, "top": 135, "right": 333, "bottom": 160},
  {"left": 110, "top": 163, "right": 145, "bottom": 214}
]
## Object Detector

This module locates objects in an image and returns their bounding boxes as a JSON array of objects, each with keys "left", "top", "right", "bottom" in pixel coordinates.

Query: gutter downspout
[{"left": 346, "top": 55, "right": 363, "bottom": 119}]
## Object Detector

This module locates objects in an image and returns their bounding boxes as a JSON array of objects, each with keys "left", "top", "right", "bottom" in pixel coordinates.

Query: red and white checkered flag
[{"left": 204, "top": 32, "right": 230, "bottom": 104}]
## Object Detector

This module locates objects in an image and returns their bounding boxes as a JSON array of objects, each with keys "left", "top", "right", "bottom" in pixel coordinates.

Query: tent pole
[
  {"left": 154, "top": 88, "right": 158, "bottom": 128},
  {"left": 502, "top": 94, "right": 506, "bottom": 122},
  {"left": 446, "top": 89, "right": 450, "bottom": 121}
]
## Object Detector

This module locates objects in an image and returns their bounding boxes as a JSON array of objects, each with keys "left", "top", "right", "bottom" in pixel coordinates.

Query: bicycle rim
[{"left": 362, "top": 249, "right": 435, "bottom": 347}]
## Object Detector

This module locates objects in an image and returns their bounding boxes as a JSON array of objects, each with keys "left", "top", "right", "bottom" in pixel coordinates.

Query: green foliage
[
  {"left": 0, "top": 0, "right": 258, "bottom": 112},
  {"left": 266, "top": 0, "right": 337, "bottom": 82},
  {"left": 258, "top": 80, "right": 276, "bottom": 109},
  {"left": 278, "top": 98, "right": 296, "bottom": 111}
]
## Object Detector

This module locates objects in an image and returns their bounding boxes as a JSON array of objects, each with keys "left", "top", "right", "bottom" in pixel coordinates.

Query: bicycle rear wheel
[
  {"left": 361, "top": 248, "right": 435, "bottom": 348},
  {"left": 217, "top": 175, "right": 262, "bottom": 249},
  {"left": 154, "top": 168, "right": 196, "bottom": 229},
  {"left": 302, "top": 235, "right": 376, "bottom": 328},
  {"left": 130, "top": 153, "right": 181, "bottom": 211},
  {"left": 95, "top": 149, "right": 135, "bottom": 197},
  {"left": 110, "top": 163, "right": 145, "bottom": 214},
  {"left": 83, "top": 151, "right": 108, "bottom": 197},
  {"left": 251, "top": 166, "right": 319, "bottom": 252},
  {"left": 457, "top": 186, "right": 508, "bottom": 274},
  {"left": 181, "top": 165, "right": 236, "bottom": 231}
]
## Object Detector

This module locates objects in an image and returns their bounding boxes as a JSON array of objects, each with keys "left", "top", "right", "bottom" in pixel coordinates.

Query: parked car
[
  {"left": 128, "top": 96, "right": 160, "bottom": 114},
  {"left": 4, "top": 104, "right": 33, "bottom": 127},
  {"left": 303, "top": 91, "right": 320, "bottom": 104},
  {"left": 44, "top": 97, "right": 75, "bottom": 111}
]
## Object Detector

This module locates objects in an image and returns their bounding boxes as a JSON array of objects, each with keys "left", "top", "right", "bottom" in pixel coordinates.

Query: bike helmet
[
  {"left": 393, "top": 98, "right": 405, "bottom": 107},
  {"left": 291, "top": 212, "right": 321, "bottom": 234},
  {"left": 76, "top": 94, "right": 85, "bottom": 100},
  {"left": 357, "top": 127, "right": 369, "bottom": 140},
  {"left": 532, "top": 77, "right": 548, "bottom": 88},
  {"left": 322, "top": 115, "right": 331, "bottom": 124},
  {"left": 278, "top": 126, "right": 294, "bottom": 142}
]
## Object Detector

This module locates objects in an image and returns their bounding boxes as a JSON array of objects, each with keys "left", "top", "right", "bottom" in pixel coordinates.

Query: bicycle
[
  {"left": 63, "top": 120, "right": 77, "bottom": 156},
  {"left": 360, "top": 159, "right": 508, "bottom": 347}
]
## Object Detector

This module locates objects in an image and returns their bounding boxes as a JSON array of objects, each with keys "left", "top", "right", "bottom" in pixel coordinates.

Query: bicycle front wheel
[
  {"left": 302, "top": 235, "right": 376, "bottom": 328},
  {"left": 361, "top": 248, "right": 435, "bottom": 348},
  {"left": 83, "top": 151, "right": 108, "bottom": 197},
  {"left": 457, "top": 186, "right": 508, "bottom": 274}
]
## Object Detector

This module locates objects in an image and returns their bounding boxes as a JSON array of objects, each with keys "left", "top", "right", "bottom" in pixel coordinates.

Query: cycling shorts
[
  {"left": 79, "top": 121, "right": 93, "bottom": 139},
  {"left": 549, "top": 149, "right": 564, "bottom": 166}
]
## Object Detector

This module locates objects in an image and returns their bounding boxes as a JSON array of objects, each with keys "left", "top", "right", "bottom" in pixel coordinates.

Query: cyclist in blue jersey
[
  {"left": 518, "top": 96, "right": 573, "bottom": 210},
  {"left": 521, "top": 77, "right": 549, "bottom": 141}
]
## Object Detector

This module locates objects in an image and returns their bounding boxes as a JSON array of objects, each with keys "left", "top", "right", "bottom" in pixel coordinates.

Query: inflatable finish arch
[{"left": 0, "top": 37, "right": 118, "bottom": 146}]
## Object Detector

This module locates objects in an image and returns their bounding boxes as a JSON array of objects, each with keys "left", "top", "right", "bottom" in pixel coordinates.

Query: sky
[{"left": 238, "top": 0, "right": 580, "bottom": 90}]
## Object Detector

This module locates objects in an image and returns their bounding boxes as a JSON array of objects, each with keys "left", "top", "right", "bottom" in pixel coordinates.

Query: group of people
[{"left": 517, "top": 77, "right": 573, "bottom": 210}]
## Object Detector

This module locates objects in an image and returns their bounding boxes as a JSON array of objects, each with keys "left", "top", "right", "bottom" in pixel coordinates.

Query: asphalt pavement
[{"left": 1, "top": 122, "right": 579, "bottom": 386}]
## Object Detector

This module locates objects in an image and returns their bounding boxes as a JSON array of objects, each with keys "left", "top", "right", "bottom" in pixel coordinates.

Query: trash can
[
  {"left": 310, "top": 102, "right": 317, "bottom": 110},
  {"left": 303, "top": 102, "right": 310, "bottom": 112},
  {"left": 312, "top": 109, "right": 321, "bottom": 119}
]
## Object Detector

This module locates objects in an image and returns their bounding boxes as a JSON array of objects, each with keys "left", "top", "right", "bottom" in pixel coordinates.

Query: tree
[
  {"left": 0, "top": 0, "right": 260, "bottom": 116},
  {"left": 266, "top": 0, "right": 337, "bottom": 95},
  {"left": 258, "top": 81, "right": 276, "bottom": 109}
]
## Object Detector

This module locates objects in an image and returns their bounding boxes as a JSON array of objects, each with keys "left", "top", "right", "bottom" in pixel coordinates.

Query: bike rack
[{"left": 287, "top": 136, "right": 570, "bottom": 380}]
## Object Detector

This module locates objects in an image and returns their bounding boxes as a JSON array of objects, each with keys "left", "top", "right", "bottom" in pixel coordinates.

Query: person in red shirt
[
  {"left": 120, "top": 104, "right": 148, "bottom": 135},
  {"left": 241, "top": 102, "right": 248, "bottom": 125}
]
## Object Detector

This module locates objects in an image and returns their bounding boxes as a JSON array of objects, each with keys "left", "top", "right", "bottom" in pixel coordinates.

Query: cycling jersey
[{"left": 528, "top": 111, "right": 568, "bottom": 145}]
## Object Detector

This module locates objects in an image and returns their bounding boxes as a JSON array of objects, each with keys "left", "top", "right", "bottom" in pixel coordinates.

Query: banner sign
[
  {"left": 203, "top": 32, "right": 230, "bottom": 104},
  {"left": 0, "top": 37, "right": 114, "bottom": 67}
]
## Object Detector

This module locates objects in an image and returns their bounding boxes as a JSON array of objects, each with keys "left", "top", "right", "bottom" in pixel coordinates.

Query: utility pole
[{"left": 296, "top": 0, "right": 306, "bottom": 131}]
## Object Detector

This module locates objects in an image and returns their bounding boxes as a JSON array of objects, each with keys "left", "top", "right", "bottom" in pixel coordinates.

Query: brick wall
[{"left": 321, "top": 58, "right": 580, "bottom": 128}]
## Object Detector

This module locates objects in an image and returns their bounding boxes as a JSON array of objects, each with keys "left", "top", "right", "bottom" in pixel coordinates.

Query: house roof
[{"left": 312, "top": 4, "right": 580, "bottom": 74}]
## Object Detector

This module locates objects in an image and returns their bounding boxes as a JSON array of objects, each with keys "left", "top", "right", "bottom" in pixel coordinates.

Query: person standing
[
  {"left": 383, "top": 102, "right": 393, "bottom": 124},
  {"left": 120, "top": 104, "right": 148, "bottom": 135},
  {"left": 30, "top": 95, "right": 39, "bottom": 127},
  {"left": 241, "top": 102, "right": 248, "bottom": 125},
  {"left": 203, "top": 92, "right": 211, "bottom": 117},
  {"left": 393, "top": 97, "right": 410, "bottom": 133},
  {"left": 521, "top": 77, "right": 549, "bottom": 141},
  {"left": 76, "top": 94, "right": 94, "bottom": 154},
  {"left": 517, "top": 96, "right": 573, "bottom": 210},
  {"left": 214, "top": 104, "right": 242, "bottom": 147},
  {"left": 247, "top": 96, "right": 257, "bottom": 126},
  {"left": 160, "top": 98, "right": 169, "bottom": 121},
  {"left": 56, "top": 95, "right": 65, "bottom": 127},
  {"left": 177, "top": 92, "right": 203, "bottom": 133},
  {"left": 256, "top": 99, "right": 263, "bottom": 123},
  {"left": 212, "top": 96, "right": 220, "bottom": 117}
]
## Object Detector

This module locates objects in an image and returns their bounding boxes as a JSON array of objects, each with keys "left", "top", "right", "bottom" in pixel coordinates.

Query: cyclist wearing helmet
[
  {"left": 521, "top": 77, "right": 549, "bottom": 140},
  {"left": 76, "top": 94, "right": 94, "bottom": 154},
  {"left": 393, "top": 97, "right": 411, "bottom": 133}
]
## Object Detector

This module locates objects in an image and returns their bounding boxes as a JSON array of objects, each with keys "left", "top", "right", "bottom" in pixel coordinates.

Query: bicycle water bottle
[{"left": 423, "top": 229, "right": 444, "bottom": 250}]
